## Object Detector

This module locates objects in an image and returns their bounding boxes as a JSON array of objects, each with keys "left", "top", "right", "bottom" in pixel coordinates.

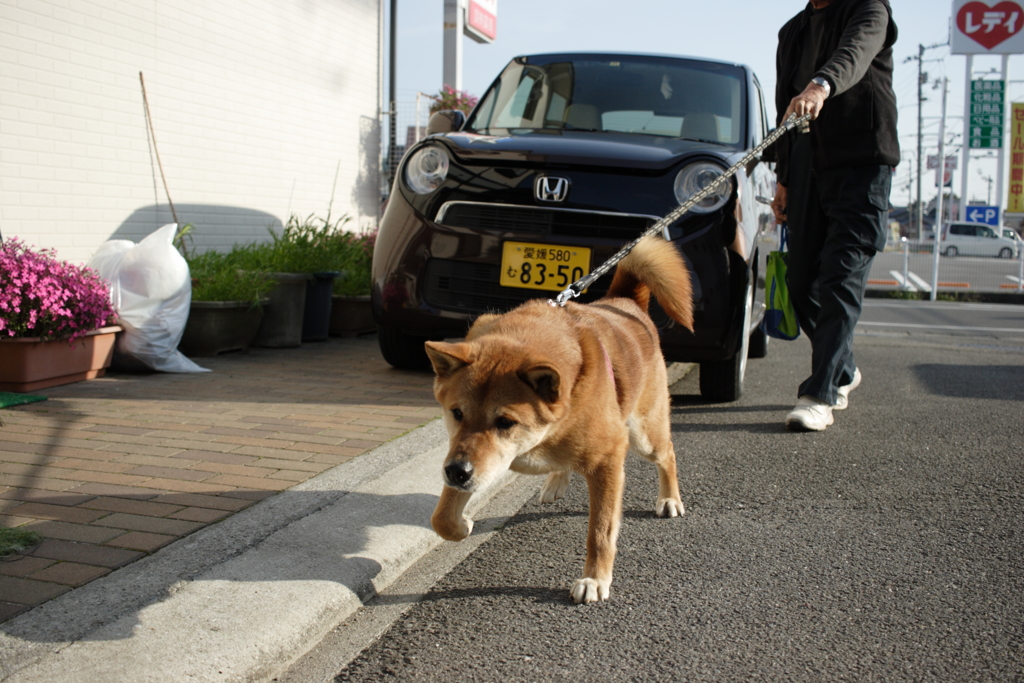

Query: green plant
[
  {"left": 271, "top": 213, "right": 356, "bottom": 274},
  {"left": 174, "top": 223, "right": 195, "bottom": 259},
  {"left": 881, "top": 290, "right": 924, "bottom": 300},
  {"left": 0, "top": 527, "right": 41, "bottom": 558},
  {"left": 251, "top": 213, "right": 375, "bottom": 296},
  {"left": 186, "top": 213, "right": 376, "bottom": 299},
  {"left": 186, "top": 251, "right": 274, "bottom": 306},
  {"left": 329, "top": 226, "right": 376, "bottom": 296}
]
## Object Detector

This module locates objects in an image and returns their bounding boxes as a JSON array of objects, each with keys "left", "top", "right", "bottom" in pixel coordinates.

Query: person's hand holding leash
[{"left": 784, "top": 80, "right": 829, "bottom": 121}]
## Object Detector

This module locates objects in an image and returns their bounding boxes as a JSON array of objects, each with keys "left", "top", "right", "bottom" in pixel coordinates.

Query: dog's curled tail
[{"left": 605, "top": 235, "right": 694, "bottom": 331}]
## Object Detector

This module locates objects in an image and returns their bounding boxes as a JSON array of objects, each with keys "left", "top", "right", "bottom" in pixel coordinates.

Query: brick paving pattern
[{"left": 0, "top": 335, "right": 440, "bottom": 622}]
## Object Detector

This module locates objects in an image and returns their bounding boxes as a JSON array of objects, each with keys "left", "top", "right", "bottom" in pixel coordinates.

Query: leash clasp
[{"left": 549, "top": 285, "right": 580, "bottom": 308}]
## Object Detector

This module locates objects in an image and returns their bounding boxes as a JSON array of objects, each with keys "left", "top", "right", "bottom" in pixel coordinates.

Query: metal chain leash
[{"left": 549, "top": 112, "right": 812, "bottom": 307}]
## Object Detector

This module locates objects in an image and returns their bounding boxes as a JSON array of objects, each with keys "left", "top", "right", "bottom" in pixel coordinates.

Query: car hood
[{"left": 436, "top": 131, "right": 736, "bottom": 171}]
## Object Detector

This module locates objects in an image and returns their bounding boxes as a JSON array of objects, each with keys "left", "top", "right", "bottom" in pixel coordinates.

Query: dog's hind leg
[
  {"left": 571, "top": 455, "right": 625, "bottom": 604},
  {"left": 431, "top": 486, "right": 474, "bottom": 541},
  {"left": 540, "top": 470, "right": 571, "bottom": 503},
  {"left": 628, "top": 409, "right": 685, "bottom": 518}
]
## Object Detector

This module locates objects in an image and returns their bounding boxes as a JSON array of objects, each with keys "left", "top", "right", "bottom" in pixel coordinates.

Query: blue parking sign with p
[{"left": 966, "top": 205, "right": 1000, "bottom": 226}]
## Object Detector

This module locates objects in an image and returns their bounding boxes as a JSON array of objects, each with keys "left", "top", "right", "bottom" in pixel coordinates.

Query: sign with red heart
[{"left": 953, "top": 0, "right": 1024, "bottom": 54}]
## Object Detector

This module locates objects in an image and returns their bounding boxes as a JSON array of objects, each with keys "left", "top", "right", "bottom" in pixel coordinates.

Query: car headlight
[
  {"left": 673, "top": 161, "right": 733, "bottom": 213},
  {"left": 404, "top": 146, "right": 450, "bottom": 195}
]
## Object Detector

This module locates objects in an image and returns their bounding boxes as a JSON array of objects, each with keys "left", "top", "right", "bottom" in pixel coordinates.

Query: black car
[{"left": 372, "top": 52, "right": 777, "bottom": 401}]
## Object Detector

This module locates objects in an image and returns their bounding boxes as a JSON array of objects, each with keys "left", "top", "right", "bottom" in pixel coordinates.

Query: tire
[
  {"left": 999, "top": 247, "right": 1014, "bottom": 259},
  {"left": 699, "top": 278, "right": 752, "bottom": 402},
  {"left": 944, "top": 246, "right": 958, "bottom": 257},
  {"left": 747, "top": 323, "right": 769, "bottom": 359},
  {"left": 377, "top": 324, "right": 432, "bottom": 371}
]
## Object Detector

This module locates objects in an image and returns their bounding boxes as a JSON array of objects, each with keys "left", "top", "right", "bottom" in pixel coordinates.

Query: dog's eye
[
  {"left": 451, "top": 408, "right": 463, "bottom": 422},
  {"left": 495, "top": 416, "right": 516, "bottom": 430}
]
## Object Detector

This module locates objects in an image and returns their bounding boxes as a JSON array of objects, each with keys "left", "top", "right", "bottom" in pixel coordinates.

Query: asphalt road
[
  {"left": 288, "top": 305, "right": 1024, "bottom": 683},
  {"left": 870, "top": 252, "right": 1024, "bottom": 291},
  {"left": 858, "top": 298, "right": 1024, "bottom": 337}
]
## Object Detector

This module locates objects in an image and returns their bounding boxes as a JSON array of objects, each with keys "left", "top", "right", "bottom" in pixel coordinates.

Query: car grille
[
  {"left": 423, "top": 258, "right": 609, "bottom": 314},
  {"left": 437, "top": 202, "right": 655, "bottom": 241}
]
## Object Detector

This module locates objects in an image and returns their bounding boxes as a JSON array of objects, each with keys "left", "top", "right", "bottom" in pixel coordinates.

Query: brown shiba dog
[{"left": 425, "top": 235, "right": 693, "bottom": 604}]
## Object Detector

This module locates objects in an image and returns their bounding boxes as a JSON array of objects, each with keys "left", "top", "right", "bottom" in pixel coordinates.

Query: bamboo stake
[{"left": 139, "top": 71, "right": 179, "bottom": 225}]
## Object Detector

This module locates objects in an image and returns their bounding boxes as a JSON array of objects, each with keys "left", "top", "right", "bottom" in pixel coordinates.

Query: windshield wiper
[{"left": 562, "top": 124, "right": 606, "bottom": 132}]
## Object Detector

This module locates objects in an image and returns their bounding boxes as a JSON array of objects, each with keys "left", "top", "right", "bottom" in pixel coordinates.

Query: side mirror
[{"left": 426, "top": 110, "right": 467, "bottom": 136}]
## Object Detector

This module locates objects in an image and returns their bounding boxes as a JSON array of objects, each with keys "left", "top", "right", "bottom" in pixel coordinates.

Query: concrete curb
[
  {"left": 0, "top": 419, "right": 516, "bottom": 683},
  {"left": 0, "top": 363, "right": 694, "bottom": 683}
]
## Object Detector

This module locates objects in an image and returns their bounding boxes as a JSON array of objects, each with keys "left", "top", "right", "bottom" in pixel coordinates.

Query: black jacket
[{"left": 772, "top": 0, "right": 900, "bottom": 184}]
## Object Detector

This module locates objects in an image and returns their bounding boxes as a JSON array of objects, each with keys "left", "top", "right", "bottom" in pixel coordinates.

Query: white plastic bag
[{"left": 89, "top": 223, "right": 209, "bottom": 373}]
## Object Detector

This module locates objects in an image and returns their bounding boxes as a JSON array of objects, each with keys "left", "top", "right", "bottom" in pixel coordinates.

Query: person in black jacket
[{"left": 770, "top": 0, "right": 899, "bottom": 432}]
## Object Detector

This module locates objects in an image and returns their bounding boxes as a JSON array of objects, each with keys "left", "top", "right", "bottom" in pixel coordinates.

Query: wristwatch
[{"left": 811, "top": 76, "right": 831, "bottom": 98}]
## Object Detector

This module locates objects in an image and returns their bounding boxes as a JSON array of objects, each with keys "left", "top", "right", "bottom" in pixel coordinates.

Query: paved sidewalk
[{"left": 0, "top": 335, "right": 441, "bottom": 622}]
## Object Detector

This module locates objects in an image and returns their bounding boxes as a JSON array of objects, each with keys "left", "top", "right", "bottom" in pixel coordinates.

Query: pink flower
[{"left": 0, "top": 238, "right": 116, "bottom": 343}]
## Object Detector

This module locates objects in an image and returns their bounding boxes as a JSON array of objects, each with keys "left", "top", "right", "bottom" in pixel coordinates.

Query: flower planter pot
[
  {"left": 302, "top": 271, "right": 340, "bottom": 342},
  {"left": 0, "top": 326, "right": 122, "bottom": 393},
  {"left": 329, "top": 295, "right": 375, "bottom": 337},
  {"left": 179, "top": 301, "right": 266, "bottom": 357},
  {"left": 252, "top": 273, "right": 310, "bottom": 348}
]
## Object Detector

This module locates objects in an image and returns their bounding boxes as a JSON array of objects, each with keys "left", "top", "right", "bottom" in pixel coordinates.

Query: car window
[
  {"left": 978, "top": 226, "right": 996, "bottom": 238},
  {"left": 466, "top": 54, "right": 746, "bottom": 146}
]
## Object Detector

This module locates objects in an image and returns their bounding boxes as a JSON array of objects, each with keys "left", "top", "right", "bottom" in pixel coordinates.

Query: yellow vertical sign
[{"left": 1010, "top": 103, "right": 1024, "bottom": 212}]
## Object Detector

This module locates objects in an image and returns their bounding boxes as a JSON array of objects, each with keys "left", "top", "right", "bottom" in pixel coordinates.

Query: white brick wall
[{"left": 1, "top": 0, "right": 382, "bottom": 262}]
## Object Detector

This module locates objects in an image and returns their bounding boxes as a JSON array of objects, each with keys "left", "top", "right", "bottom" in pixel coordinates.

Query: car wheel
[
  {"left": 378, "top": 324, "right": 432, "bottom": 371},
  {"left": 944, "top": 246, "right": 958, "bottom": 257},
  {"left": 999, "top": 247, "right": 1014, "bottom": 259},
  {"left": 699, "top": 277, "right": 752, "bottom": 402},
  {"left": 748, "top": 323, "right": 769, "bottom": 359}
]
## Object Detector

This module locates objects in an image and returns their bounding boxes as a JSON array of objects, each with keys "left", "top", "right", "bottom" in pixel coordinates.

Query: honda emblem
[{"left": 534, "top": 176, "right": 570, "bottom": 203}]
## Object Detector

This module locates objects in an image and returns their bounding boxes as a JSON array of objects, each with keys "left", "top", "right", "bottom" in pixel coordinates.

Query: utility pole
[
  {"left": 931, "top": 77, "right": 949, "bottom": 302},
  {"left": 917, "top": 44, "right": 925, "bottom": 242},
  {"left": 906, "top": 41, "right": 947, "bottom": 242},
  {"left": 388, "top": 0, "right": 397, "bottom": 190}
]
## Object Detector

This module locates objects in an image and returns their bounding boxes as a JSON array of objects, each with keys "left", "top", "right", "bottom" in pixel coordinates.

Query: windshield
[{"left": 466, "top": 54, "right": 746, "bottom": 145}]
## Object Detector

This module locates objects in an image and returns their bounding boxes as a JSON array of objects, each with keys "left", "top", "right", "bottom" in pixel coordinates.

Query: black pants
[{"left": 785, "top": 133, "right": 891, "bottom": 404}]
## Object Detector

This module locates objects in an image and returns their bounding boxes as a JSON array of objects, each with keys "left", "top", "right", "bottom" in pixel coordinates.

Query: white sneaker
[
  {"left": 786, "top": 396, "right": 834, "bottom": 431},
  {"left": 834, "top": 368, "right": 862, "bottom": 411}
]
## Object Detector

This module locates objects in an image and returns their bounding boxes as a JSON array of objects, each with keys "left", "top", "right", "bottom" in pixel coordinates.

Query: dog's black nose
[{"left": 444, "top": 461, "right": 473, "bottom": 487}]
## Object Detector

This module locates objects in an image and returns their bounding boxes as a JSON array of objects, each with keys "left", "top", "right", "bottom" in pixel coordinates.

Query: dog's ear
[
  {"left": 520, "top": 365, "right": 561, "bottom": 403},
  {"left": 425, "top": 341, "right": 474, "bottom": 378}
]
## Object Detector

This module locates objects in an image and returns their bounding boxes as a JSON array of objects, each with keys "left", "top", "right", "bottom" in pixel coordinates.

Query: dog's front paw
[
  {"left": 431, "top": 512, "right": 474, "bottom": 541},
  {"left": 570, "top": 577, "right": 610, "bottom": 604},
  {"left": 540, "top": 471, "right": 571, "bottom": 503},
  {"left": 655, "top": 497, "right": 685, "bottom": 518}
]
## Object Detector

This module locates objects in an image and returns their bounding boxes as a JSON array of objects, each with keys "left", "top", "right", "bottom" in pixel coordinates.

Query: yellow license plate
[{"left": 499, "top": 241, "right": 591, "bottom": 292}]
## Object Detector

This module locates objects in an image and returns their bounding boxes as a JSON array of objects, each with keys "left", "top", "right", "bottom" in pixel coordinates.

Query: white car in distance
[{"left": 941, "top": 221, "right": 1020, "bottom": 258}]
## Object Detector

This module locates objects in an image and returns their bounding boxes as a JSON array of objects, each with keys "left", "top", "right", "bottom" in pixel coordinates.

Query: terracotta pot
[
  {"left": 329, "top": 295, "right": 375, "bottom": 337},
  {"left": 179, "top": 301, "right": 265, "bottom": 357},
  {"left": 0, "top": 326, "right": 122, "bottom": 392}
]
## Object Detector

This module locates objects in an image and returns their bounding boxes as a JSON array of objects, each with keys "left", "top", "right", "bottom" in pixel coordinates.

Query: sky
[{"left": 386, "top": 0, "right": 1024, "bottom": 212}]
